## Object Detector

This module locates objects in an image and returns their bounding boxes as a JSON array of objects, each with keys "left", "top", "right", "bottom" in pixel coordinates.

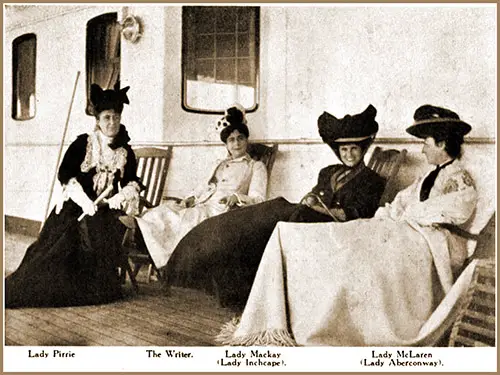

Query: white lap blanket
[{"left": 218, "top": 219, "right": 475, "bottom": 346}]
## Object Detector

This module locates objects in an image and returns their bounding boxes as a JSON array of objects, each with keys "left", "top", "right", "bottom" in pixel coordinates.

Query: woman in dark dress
[
  {"left": 165, "top": 104, "right": 386, "bottom": 308},
  {"left": 5, "top": 83, "right": 142, "bottom": 308}
]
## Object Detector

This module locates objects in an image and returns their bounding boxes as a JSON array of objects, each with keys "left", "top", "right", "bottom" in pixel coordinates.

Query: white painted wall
[
  {"left": 163, "top": 5, "right": 496, "bottom": 142},
  {"left": 4, "top": 4, "right": 496, "bottom": 222}
]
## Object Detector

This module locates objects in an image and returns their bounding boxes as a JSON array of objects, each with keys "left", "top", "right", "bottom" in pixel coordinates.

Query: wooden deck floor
[
  {"left": 5, "top": 282, "right": 237, "bottom": 346},
  {"left": 4, "top": 231, "right": 237, "bottom": 346}
]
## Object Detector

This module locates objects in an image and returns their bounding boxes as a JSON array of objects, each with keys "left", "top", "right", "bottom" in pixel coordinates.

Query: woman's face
[
  {"left": 339, "top": 144, "right": 364, "bottom": 167},
  {"left": 226, "top": 130, "right": 248, "bottom": 158},
  {"left": 422, "top": 136, "right": 447, "bottom": 165},
  {"left": 96, "top": 109, "right": 121, "bottom": 138}
]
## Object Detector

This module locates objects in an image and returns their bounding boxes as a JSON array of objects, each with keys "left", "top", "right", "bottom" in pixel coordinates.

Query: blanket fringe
[{"left": 215, "top": 316, "right": 297, "bottom": 346}]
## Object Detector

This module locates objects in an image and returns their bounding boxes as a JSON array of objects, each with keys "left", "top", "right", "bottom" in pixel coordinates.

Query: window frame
[
  {"left": 181, "top": 6, "right": 260, "bottom": 115},
  {"left": 11, "top": 33, "right": 37, "bottom": 121},
  {"left": 85, "top": 12, "right": 121, "bottom": 116}
]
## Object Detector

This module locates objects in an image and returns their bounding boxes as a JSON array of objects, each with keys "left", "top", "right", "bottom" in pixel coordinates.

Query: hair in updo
[
  {"left": 432, "top": 132, "right": 465, "bottom": 159},
  {"left": 219, "top": 106, "right": 250, "bottom": 143}
]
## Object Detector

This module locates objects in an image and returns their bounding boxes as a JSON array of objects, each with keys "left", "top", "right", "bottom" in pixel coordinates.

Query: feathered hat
[
  {"left": 216, "top": 104, "right": 250, "bottom": 143},
  {"left": 215, "top": 103, "right": 248, "bottom": 132}
]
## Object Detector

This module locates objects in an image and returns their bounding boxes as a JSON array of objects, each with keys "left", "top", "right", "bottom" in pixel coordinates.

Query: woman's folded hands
[{"left": 219, "top": 194, "right": 239, "bottom": 207}]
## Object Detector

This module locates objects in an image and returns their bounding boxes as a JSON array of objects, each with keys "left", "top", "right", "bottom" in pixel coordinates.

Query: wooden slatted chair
[
  {"left": 448, "top": 257, "right": 496, "bottom": 347},
  {"left": 367, "top": 146, "right": 407, "bottom": 206},
  {"left": 247, "top": 143, "right": 279, "bottom": 192},
  {"left": 120, "top": 146, "right": 173, "bottom": 292},
  {"left": 405, "top": 212, "right": 496, "bottom": 347}
]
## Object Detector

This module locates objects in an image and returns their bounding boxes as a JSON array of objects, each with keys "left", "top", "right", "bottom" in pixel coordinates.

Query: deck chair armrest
[
  {"left": 140, "top": 196, "right": 154, "bottom": 210},
  {"left": 162, "top": 196, "right": 183, "bottom": 204}
]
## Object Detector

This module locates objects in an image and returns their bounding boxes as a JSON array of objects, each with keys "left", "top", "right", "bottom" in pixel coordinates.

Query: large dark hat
[
  {"left": 318, "top": 104, "right": 379, "bottom": 145},
  {"left": 406, "top": 105, "right": 472, "bottom": 139},
  {"left": 90, "top": 81, "right": 130, "bottom": 115}
]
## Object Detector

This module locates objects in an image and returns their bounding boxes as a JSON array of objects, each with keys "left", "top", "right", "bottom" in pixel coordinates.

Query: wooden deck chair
[
  {"left": 247, "top": 143, "right": 279, "bottom": 193},
  {"left": 447, "top": 257, "right": 495, "bottom": 347},
  {"left": 120, "top": 146, "right": 173, "bottom": 292},
  {"left": 367, "top": 146, "right": 407, "bottom": 206},
  {"left": 403, "top": 212, "right": 496, "bottom": 347}
]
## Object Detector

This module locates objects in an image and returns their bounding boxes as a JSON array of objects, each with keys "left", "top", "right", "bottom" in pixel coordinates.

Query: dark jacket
[{"left": 310, "top": 164, "right": 386, "bottom": 220}]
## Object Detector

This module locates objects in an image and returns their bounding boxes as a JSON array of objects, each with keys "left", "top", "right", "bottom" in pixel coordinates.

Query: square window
[{"left": 182, "top": 6, "right": 259, "bottom": 113}]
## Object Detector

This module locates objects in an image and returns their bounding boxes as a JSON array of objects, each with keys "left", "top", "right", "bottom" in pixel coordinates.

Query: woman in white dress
[
  {"left": 125, "top": 105, "right": 268, "bottom": 269},
  {"left": 217, "top": 104, "right": 478, "bottom": 346}
]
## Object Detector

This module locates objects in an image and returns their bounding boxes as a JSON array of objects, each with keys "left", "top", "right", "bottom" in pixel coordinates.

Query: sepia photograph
[{"left": 3, "top": 2, "right": 496, "bottom": 372}]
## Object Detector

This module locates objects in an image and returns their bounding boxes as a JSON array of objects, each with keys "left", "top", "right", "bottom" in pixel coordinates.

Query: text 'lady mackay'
[{"left": 225, "top": 349, "right": 282, "bottom": 359}]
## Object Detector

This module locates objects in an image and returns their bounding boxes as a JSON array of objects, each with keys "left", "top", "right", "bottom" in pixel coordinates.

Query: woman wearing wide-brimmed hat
[
  {"left": 217, "top": 104, "right": 478, "bottom": 347},
  {"left": 165, "top": 105, "right": 386, "bottom": 308},
  {"left": 6, "top": 83, "right": 142, "bottom": 308}
]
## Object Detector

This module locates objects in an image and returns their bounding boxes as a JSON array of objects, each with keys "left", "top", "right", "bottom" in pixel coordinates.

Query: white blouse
[{"left": 191, "top": 153, "right": 268, "bottom": 207}]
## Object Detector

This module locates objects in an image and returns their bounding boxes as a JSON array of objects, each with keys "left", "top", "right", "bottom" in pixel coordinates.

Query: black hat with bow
[
  {"left": 90, "top": 81, "right": 130, "bottom": 115},
  {"left": 318, "top": 104, "right": 379, "bottom": 146}
]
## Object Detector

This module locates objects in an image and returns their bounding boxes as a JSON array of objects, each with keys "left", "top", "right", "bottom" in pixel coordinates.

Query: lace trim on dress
[{"left": 80, "top": 131, "right": 128, "bottom": 196}]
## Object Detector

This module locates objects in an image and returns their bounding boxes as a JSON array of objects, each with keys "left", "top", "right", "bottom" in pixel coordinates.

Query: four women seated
[{"left": 5, "top": 96, "right": 479, "bottom": 348}]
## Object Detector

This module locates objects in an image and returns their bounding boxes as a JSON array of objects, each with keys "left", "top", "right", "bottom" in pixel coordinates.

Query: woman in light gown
[
  {"left": 217, "top": 104, "right": 478, "bottom": 346},
  {"left": 125, "top": 105, "right": 268, "bottom": 269}
]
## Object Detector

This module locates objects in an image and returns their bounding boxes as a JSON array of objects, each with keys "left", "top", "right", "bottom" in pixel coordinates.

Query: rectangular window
[
  {"left": 182, "top": 6, "right": 260, "bottom": 113},
  {"left": 12, "top": 33, "right": 36, "bottom": 120},
  {"left": 86, "top": 13, "right": 121, "bottom": 115}
]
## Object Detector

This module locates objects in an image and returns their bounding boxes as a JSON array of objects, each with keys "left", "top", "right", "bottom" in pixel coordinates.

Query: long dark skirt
[
  {"left": 165, "top": 197, "right": 333, "bottom": 309},
  {"left": 5, "top": 201, "right": 126, "bottom": 308}
]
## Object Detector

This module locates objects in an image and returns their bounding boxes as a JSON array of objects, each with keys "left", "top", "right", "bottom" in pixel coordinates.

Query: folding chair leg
[
  {"left": 122, "top": 259, "right": 139, "bottom": 293},
  {"left": 147, "top": 264, "right": 154, "bottom": 283},
  {"left": 133, "top": 263, "right": 142, "bottom": 278}
]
